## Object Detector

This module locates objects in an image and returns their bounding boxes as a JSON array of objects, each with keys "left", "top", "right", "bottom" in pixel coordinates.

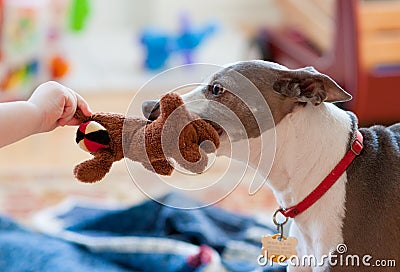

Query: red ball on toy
[{"left": 76, "top": 121, "right": 110, "bottom": 153}]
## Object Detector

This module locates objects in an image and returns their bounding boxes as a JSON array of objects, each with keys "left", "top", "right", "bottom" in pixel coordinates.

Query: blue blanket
[{"left": 0, "top": 193, "right": 285, "bottom": 272}]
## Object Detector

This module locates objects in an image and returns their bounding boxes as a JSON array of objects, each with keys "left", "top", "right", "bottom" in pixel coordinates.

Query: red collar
[{"left": 279, "top": 131, "right": 364, "bottom": 218}]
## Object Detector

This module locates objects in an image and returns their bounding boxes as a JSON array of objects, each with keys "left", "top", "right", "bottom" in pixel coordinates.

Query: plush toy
[{"left": 73, "top": 93, "right": 220, "bottom": 183}]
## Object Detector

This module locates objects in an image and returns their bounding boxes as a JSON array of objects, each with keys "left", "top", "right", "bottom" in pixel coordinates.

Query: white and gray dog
[{"left": 142, "top": 60, "right": 399, "bottom": 271}]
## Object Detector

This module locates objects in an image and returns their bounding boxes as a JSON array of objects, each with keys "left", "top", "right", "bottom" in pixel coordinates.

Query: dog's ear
[{"left": 273, "top": 66, "right": 352, "bottom": 105}]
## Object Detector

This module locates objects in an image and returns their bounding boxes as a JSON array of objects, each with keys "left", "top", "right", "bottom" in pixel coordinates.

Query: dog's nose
[{"left": 142, "top": 100, "right": 160, "bottom": 121}]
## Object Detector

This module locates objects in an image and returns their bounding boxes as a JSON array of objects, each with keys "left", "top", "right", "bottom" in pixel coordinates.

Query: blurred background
[{"left": 1, "top": 0, "right": 400, "bottom": 225}]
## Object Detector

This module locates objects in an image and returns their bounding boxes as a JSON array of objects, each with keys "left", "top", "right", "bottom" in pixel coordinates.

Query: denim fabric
[{"left": 0, "top": 193, "right": 285, "bottom": 272}]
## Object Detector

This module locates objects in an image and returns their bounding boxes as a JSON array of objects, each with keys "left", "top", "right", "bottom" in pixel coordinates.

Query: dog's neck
[
  {"left": 267, "top": 102, "right": 352, "bottom": 208},
  {"left": 265, "top": 102, "right": 352, "bottom": 262}
]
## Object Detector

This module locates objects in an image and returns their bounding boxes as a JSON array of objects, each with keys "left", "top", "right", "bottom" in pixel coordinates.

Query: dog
[{"left": 142, "top": 60, "right": 400, "bottom": 271}]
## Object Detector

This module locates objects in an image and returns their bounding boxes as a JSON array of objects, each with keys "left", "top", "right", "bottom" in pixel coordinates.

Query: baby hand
[{"left": 28, "top": 81, "right": 92, "bottom": 133}]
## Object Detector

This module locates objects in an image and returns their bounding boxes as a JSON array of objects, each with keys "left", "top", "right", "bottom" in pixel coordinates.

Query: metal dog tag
[{"left": 261, "top": 234, "right": 298, "bottom": 263}]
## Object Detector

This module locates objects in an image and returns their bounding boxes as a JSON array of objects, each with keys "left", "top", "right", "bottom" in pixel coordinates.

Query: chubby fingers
[
  {"left": 59, "top": 89, "right": 92, "bottom": 126},
  {"left": 57, "top": 87, "right": 77, "bottom": 126}
]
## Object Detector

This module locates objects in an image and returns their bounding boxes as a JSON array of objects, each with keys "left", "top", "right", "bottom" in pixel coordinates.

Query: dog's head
[{"left": 142, "top": 60, "right": 352, "bottom": 145}]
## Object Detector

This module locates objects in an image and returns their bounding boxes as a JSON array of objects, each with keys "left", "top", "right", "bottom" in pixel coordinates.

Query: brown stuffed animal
[{"left": 74, "top": 93, "right": 220, "bottom": 183}]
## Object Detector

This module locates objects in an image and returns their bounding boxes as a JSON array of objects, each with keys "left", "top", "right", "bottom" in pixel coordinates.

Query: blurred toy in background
[
  {"left": 0, "top": 0, "right": 47, "bottom": 100},
  {"left": 0, "top": 60, "right": 39, "bottom": 91},
  {"left": 176, "top": 14, "right": 216, "bottom": 65},
  {"left": 48, "top": 0, "right": 76, "bottom": 79},
  {"left": 49, "top": 55, "right": 69, "bottom": 79},
  {"left": 68, "top": 0, "right": 90, "bottom": 32},
  {"left": 140, "top": 13, "right": 217, "bottom": 70},
  {"left": 140, "top": 30, "right": 172, "bottom": 71},
  {"left": 0, "top": 0, "right": 88, "bottom": 102}
]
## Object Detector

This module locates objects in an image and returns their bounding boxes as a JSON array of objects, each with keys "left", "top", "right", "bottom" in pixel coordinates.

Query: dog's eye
[{"left": 209, "top": 83, "right": 225, "bottom": 97}]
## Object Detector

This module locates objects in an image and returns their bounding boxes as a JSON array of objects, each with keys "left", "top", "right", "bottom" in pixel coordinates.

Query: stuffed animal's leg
[{"left": 74, "top": 150, "right": 114, "bottom": 183}]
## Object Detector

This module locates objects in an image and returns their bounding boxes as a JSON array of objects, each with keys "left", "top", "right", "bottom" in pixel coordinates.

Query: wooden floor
[{"left": 0, "top": 91, "right": 277, "bottom": 225}]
